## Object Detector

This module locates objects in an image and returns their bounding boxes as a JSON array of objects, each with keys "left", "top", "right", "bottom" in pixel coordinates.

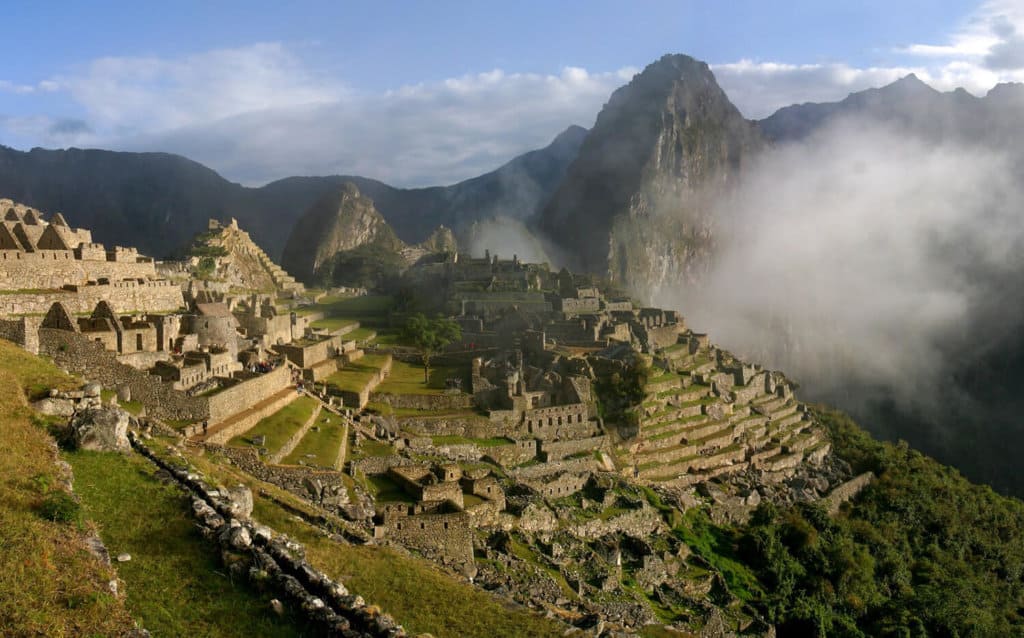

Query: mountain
[
  {"left": 759, "top": 74, "right": 1024, "bottom": 152},
  {"left": 535, "top": 54, "right": 763, "bottom": 298},
  {"left": 0, "top": 125, "right": 586, "bottom": 261},
  {"left": 280, "top": 183, "right": 405, "bottom": 284}
]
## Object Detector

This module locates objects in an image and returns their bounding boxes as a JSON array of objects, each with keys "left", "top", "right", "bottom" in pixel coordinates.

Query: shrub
[{"left": 38, "top": 490, "right": 81, "bottom": 524}]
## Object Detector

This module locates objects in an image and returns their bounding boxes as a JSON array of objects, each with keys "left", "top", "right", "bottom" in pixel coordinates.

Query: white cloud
[
  {"left": 14, "top": 45, "right": 634, "bottom": 186},
  {"left": 711, "top": 61, "right": 920, "bottom": 118},
  {"left": 55, "top": 42, "right": 344, "bottom": 133},
  {"left": 707, "top": 2, "right": 1024, "bottom": 119},
  {"left": 4, "top": 4, "right": 1024, "bottom": 186}
]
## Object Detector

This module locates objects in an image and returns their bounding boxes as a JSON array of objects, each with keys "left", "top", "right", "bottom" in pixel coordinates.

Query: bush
[{"left": 38, "top": 490, "right": 81, "bottom": 524}]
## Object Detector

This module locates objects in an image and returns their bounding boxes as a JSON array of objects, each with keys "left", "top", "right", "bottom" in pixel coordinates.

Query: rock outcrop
[
  {"left": 535, "top": 54, "right": 763, "bottom": 300},
  {"left": 280, "top": 183, "right": 405, "bottom": 284},
  {"left": 68, "top": 405, "right": 132, "bottom": 453}
]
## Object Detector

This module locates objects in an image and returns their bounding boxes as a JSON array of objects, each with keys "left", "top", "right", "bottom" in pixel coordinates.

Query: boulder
[
  {"left": 32, "top": 397, "right": 76, "bottom": 417},
  {"left": 227, "top": 485, "right": 254, "bottom": 519},
  {"left": 68, "top": 406, "right": 131, "bottom": 452},
  {"left": 116, "top": 385, "right": 132, "bottom": 402},
  {"left": 82, "top": 382, "right": 102, "bottom": 398}
]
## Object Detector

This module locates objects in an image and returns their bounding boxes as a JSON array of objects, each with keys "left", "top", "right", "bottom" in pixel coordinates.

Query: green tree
[{"left": 402, "top": 313, "right": 461, "bottom": 383}]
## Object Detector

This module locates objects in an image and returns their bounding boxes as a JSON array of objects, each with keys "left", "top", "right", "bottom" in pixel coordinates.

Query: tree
[{"left": 402, "top": 313, "right": 461, "bottom": 383}]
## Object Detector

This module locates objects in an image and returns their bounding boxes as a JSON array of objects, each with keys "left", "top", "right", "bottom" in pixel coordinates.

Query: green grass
[
  {"left": 308, "top": 317, "right": 357, "bottom": 331},
  {"left": 228, "top": 395, "right": 318, "bottom": 454},
  {"left": 344, "top": 327, "right": 378, "bottom": 342},
  {"left": 0, "top": 347, "right": 136, "bottom": 636},
  {"left": 0, "top": 338, "right": 77, "bottom": 399},
  {"left": 366, "top": 474, "right": 413, "bottom": 503},
  {"left": 295, "top": 294, "right": 395, "bottom": 327},
  {"left": 350, "top": 439, "right": 396, "bottom": 461},
  {"left": 673, "top": 509, "right": 761, "bottom": 602},
  {"left": 181, "top": 441, "right": 567, "bottom": 638},
  {"left": 281, "top": 409, "right": 346, "bottom": 467},
  {"left": 326, "top": 354, "right": 391, "bottom": 394},
  {"left": 375, "top": 359, "right": 466, "bottom": 396},
  {"left": 67, "top": 449, "right": 304, "bottom": 637}
]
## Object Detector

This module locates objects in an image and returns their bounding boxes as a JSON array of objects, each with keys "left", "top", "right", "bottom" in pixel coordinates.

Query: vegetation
[
  {"left": 325, "top": 353, "right": 391, "bottom": 394},
  {"left": 735, "top": 407, "right": 1024, "bottom": 637},
  {"left": 67, "top": 448, "right": 303, "bottom": 637},
  {"left": 375, "top": 358, "right": 467, "bottom": 395},
  {"left": 0, "top": 354, "right": 136, "bottom": 635},
  {"left": 281, "top": 408, "right": 346, "bottom": 467},
  {"left": 228, "top": 395, "right": 319, "bottom": 454},
  {"left": 402, "top": 313, "right": 462, "bottom": 382},
  {"left": 315, "top": 242, "right": 406, "bottom": 290}
]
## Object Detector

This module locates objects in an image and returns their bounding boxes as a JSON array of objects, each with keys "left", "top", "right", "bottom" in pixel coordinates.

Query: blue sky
[{"left": 2, "top": 1, "right": 1022, "bottom": 186}]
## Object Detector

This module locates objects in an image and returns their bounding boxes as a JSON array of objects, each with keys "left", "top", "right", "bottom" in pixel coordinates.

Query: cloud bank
[
  {"left": 3, "top": 2, "right": 1024, "bottom": 185},
  {"left": 661, "top": 119, "right": 1024, "bottom": 420}
]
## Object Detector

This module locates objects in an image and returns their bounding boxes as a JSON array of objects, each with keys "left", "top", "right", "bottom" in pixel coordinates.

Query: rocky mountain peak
[
  {"left": 535, "top": 53, "right": 762, "bottom": 298},
  {"left": 280, "top": 183, "right": 404, "bottom": 283}
]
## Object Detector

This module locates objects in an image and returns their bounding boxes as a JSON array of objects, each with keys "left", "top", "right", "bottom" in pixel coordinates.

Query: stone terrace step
[{"left": 198, "top": 386, "right": 299, "bottom": 445}]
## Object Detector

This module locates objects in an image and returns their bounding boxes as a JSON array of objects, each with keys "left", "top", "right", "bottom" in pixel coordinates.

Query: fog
[
  {"left": 660, "top": 118, "right": 1024, "bottom": 421},
  {"left": 464, "top": 216, "right": 558, "bottom": 265}
]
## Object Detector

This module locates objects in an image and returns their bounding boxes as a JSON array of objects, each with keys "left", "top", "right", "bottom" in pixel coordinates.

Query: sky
[{"left": 1, "top": 0, "right": 1023, "bottom": 187}]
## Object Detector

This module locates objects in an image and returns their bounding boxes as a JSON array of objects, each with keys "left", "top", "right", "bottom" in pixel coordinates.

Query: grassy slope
[
  {"left": 67, "top": 448, "right": 303, "bottom": 637},
  {"left": 184, "top": 446, "right": 567, "bottom": 638},
  {"left": 281, "top": 408, "right": 346, "bottom": 467},
  {"left": 228, "top": 395, "right": 318, "bottom": 453},
  {"left": 0, "top": 340, "right": 136, "bottom": 637},
  {"left": 326, "top": 354, "right": 391, "bottom": 394},
  {"left": 375, "top": 359, "right": 466, "bottom": 395}
]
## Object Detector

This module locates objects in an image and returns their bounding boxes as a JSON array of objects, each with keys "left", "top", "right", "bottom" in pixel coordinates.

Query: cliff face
[
  {"left": 536, "top": 54, "right": 763, "bottom": 300},
  {"left": 280, "top": 183, "right": 404, "bottom": 283}
]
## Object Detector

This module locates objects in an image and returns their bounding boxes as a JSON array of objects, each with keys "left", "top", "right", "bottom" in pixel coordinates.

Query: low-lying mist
[
  {"left": 660, "top": 119, "right": 1024, "bottom": 490},
  {"left": 465, "top": 216, "right": 558, "bottom": 264}
]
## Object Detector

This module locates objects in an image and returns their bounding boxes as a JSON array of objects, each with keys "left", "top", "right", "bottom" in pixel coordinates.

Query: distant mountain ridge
[
  {"left": 759, "top": 73, "right": 1024, "bottom": 150},
  {"left": 0, "top": 124, "right": 587, "bottom": 261}
]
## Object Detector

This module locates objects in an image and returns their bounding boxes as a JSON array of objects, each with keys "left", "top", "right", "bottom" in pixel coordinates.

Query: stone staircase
[{"left": 252, "top": 245, "right": 305, "bottom": 294}]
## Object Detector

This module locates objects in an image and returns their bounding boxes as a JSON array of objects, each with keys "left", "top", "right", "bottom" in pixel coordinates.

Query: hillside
[
  {"left": 0, "top": 125, "right": 585, "bottom": 261},
  {"left": 281, "top": 183, "right": 407, "bottom": 285}
]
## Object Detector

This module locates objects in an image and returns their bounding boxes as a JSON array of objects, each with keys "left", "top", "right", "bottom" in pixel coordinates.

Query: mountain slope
[
  {"left": 536, "top": 54, "right": 763, "bottom": 298},
  {"left": 0, "top": 125, "right": 586, "bottom": 261},
  {"left": 280, "top": 183, "right": 405, "bottom": 284}
]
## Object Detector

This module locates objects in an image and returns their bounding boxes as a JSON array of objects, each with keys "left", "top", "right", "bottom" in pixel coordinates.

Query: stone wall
[
  {"left": 277, "top": 335, "right": 341, "bottom": 368},
  {"left": 0, "top": 250, "right": 156, "bottom": 288},
  {"left": 823, "top": 471, "right": 874, "bottom": 514},
  {"left": 0, "top": 279, "right": 183, "bottom": 315},
  {"left": 39, "top": 328, "right": 207, "bottom": 421},
  {"left": 0, "top": 316, "right": 39, "bottom": 352},
  {"left": 206, "top": 365, "right": 290, "bottom": 424},
  {"left": 117, "top": 350, "right": 171, "bottom": 369},
  {"left": 378, "top": 509, "right": 474, "bottom": 572},
  {"left": 483, "top": 439, "right": 538, "bottom": 467},
  {"left": 214, "top": 445, "right": 351, "bottom": 511},
  {"left": 396, "top": 413, "right": 509, "bottom": 439},
  {"left": 539, "top": 435, "right": 607, "bottom": 462},
  {"left": 269, "top": 402, "right": 322, "bottom": 464},
  {"left": 349, "top": 454, "right": 413, "bottom": 477},
  {"left": 522, "top": 472, "right": 590, "bottom": 499},
  {"left": 368, "top": 391, "right": 474, "bottom": 411}
]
